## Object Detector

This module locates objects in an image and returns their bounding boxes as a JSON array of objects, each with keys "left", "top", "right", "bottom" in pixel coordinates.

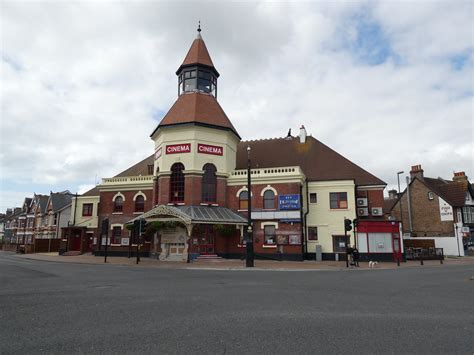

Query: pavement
[
  {"left": 10, "top": 250, "right": 474, "bottom": 271},
  {"left": 0, "top": 252, "right": 473, "bottom": 354}
]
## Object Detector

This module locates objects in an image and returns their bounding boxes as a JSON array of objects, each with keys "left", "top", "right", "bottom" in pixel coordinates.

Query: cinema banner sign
[
  {"left": 198, "top": 143, "right": 223, "bottom": 156},
  {"left": 165, "top": 143, "right": 191, "bottom": 154}
]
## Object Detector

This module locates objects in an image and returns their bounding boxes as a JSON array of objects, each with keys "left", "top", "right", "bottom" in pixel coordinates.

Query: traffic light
[
  {"left": 139, "top": 218, "right": 147, "bottom": 236},
  {"left": 353, "top": 218, "right": 358, "bottom": 228},
  {"left": 344, "top": 218, "right": 352, "bottom": 232}
]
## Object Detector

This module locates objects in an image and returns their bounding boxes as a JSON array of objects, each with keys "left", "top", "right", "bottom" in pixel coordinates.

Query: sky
[{"left": 1, "top": 0, "right": 473, "bottom": 211}]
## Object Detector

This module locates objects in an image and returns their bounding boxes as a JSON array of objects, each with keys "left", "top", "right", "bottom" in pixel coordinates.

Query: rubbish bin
[{"left": 315, "top": 245, "right": 322, "bottom": 262}]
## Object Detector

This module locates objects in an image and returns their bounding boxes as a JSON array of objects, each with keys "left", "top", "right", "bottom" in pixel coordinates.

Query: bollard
[
  {"left": 397, "top": 257, "right": 400, "bottom": 267},
  {"left": 440, "top": 249, "right": 444, "bottom": 264},
  {"left": 420, "top": 253, "right": 424, "bottom": 266}
]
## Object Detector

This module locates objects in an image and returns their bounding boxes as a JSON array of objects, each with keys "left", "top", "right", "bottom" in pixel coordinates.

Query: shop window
[
  {"left": 135, "top": 195, "right": 145, "bottom": 212},
  {"left": 113, "top": 196, "right": 123, "bottom": 212},
  {"left": 170, "top": 163, "right": 185, "bottom": 203},
  {"left": 239, "top": 191, "right": 248, "bottom": 210},
  {"left": 82, "top": 203, "right": 93, "bottom": 216},
  {"left": 263, "top": 190, "right": 275, "bottom": 209},
  {"left": 308, "top": 227, "right": 318, "bottom": 241},
  {"left": 368, "top": 233, "right": 393, "bottom": 253},
  {"left": 112, "top": 227, "right": 122, "bottom": 244},
  {"left": 309, "top": 193, "right": 317, "bottom": 204},
  {"left": 264, "top": 225, "right": 276, "bottom": 245},
  {"left": 202, "top": 164, "right": 217, "bottom": 203},
  {"left": 332, "top": 235, "right": 348, "bottom": 253},
  {"left": 330, "top": 192, "right": 348, "bottom": 209}
]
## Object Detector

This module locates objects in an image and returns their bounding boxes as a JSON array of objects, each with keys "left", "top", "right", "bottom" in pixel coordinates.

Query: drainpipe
[
  {"left": 299, "top": 183, "right": 304, "bottom": 259},
  {"left": 304, "top": 178, "right": 310, "bottom": 256},
  {"left": 405, "top": 176, "right": 413, "bottom": 234}
]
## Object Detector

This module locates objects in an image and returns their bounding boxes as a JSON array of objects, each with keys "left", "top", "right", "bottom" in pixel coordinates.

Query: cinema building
[{"left": 77, "top": 28, "right": 402, "bottom": 262}]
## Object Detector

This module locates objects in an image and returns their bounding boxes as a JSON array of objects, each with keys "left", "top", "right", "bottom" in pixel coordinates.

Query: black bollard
[
  {"left": 420, "top": 253, "right": 424, "bottom": 266},
  {"left": 397, "top": 257, "right": 400, "bottom": 267}
]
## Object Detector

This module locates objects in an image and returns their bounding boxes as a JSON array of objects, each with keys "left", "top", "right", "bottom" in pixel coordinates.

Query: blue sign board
[{"left": 278, "top": 194, "right": 301, "bottom": 210}]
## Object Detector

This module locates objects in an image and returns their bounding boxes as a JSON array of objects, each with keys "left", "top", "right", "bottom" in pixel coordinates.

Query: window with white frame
[
  {"left": 462, "top": 206, "right": 474, "bottom": 224},
  {"left": 264, "top": 225, "right": 276, "bottom": 245}
]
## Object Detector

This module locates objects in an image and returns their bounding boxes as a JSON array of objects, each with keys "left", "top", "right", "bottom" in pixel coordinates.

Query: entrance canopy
[{"left": 127, "top": 205, "right": 247, "bottom": 235}]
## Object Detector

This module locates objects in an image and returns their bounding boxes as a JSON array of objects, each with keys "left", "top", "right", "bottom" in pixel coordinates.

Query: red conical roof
[
  {"left": 151, "top": 92, "right": 240, "bottom": 139},
  {"left": 176, "top": 33, "right": 219, "bottom": 75}
]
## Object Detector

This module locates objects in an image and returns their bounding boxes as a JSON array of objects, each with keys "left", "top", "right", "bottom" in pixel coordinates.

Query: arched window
[
  {"left": 239, "top": 191, "right": 248, "bottom": 210},
  {"left": 202, "top": 164, "right": 217, "bottom": 203},
  {"left": 263, "top": 190, "right": 276, "bottom": 209},
  {"left": 135, "top": 195, "right": 145, "bottom": 212},
  {"left": 170, "top": 163, "right": 185, "bottom": 203},
  {"left": 113, "top": 196, "right": 123, "bottom": 212}
]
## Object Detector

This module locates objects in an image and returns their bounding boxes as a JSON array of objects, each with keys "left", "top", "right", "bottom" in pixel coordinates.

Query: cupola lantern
[{"left": 176, "top": 24, "right": 219, "bottom": 98}]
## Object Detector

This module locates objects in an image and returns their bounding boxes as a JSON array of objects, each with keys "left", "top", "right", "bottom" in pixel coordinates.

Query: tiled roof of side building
[
  {"left": 383, "top": 198, "right": 398, "bottom": 214},
  {"left": 236, "top": 136, "right": 385, "bottom": 186},
  {"left": 114, "top": 154, "right": 154, "bottom": 177},
  {"left": 51, "top": 193, "right": 73, "bottom": 212},
  {"left": 151, "top": 92, "right": 240, "bottom": 139},
  {"left": 81, "top": 186, "right": 100, "bottom": 197},
  {"left": 38, "top": 195, "right": 50, "bottom": 214},
  {"left": 422, "top": 177, "right": 470, "bottom": 207}
]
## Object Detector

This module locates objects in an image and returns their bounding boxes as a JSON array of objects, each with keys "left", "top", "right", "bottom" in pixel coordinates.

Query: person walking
[{"left": 352, "top": 246, "right": 360, "bottom": 267}]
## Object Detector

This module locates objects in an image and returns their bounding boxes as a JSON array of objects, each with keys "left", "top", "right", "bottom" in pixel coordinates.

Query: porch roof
[{"left": 128, "top": 205, "right": 247, "bottom": 226}]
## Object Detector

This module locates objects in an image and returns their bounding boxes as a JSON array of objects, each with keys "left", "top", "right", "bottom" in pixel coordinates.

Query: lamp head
[{"left": 397, "top": 171, "right": 404, "bottom": 175}]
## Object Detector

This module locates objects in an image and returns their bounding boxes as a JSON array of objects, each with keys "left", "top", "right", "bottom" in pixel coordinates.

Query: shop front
[{"left": 355, "top": 220, "right": 403, "bottom": 262}]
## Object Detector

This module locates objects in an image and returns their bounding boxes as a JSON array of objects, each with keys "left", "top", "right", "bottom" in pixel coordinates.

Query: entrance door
[
  {"left": 169, "top": 243, "right": 185, "bottom": 255},
  {"left": 197, "top": 225, "right": 215, "bottom": 255},
  {"left": 70, "top": 232, "right": 82, "bottom": 251},
  {"left": 392, "top": 234, "right": 402, "bottom": 261}
]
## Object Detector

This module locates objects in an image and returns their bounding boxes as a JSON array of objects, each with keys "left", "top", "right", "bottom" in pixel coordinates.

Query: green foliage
[{"left": 213, "top": 224, "right": 236, "bottom": 237}]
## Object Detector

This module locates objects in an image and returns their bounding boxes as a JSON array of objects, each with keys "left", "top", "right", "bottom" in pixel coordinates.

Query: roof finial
[{"left": 197, "top": 20, "right": 202, "bottom": 39}]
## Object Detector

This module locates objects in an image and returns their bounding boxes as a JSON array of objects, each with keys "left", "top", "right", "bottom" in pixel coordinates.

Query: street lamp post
[
  {"left": 246, "top": 146, "right": 254, "bottom": 267},
  {"left": 397, "top": 171, "right": 404, "bottom": 225}
]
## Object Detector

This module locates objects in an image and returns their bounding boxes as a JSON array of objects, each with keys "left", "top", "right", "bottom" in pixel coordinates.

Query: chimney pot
[
  {"left": 299, "top": 125, "right": 307, "bottom": 144},
  {"left": 410, "top": 164, "right": 424, "bottom": 181},
  {"left": 453, "top": 171, "right": 468, "bottom": 181}
]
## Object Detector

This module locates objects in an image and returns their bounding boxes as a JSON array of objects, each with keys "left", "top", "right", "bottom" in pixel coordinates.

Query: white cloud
[{"left": 0, "top": 0, "right": 472, "bottom": 208}]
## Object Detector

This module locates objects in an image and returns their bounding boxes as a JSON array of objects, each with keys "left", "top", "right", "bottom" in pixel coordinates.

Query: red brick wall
[
  {"left": 184, "top": 174, "right": 202, "bottom": 206},
  {"left": 158, "top": 176, "right": 170, "bottom": 205},
  {"left": 356, "top": 189, "right": 384, "bottom": 209},
  {"left": 99, "top": 190, "right": 153, "bottom": 244},
  {"left": 216, "top": 177, "right": 227, "bottom": 206},
  {"left": 227, "top": 182, "right": 301, "bottom": 211},
  {"left": 391, "top": 179, "right": 455, "bottom": 236}
]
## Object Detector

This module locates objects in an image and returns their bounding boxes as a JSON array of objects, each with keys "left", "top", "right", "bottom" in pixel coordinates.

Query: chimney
[
  {"left": 453, "top": 171, "right": 468, "bottom": 182},
  {"left": 299, "top": 125, "right": 307, "bottom": 144},
  {"left": 388, "top": 189, "right": 398, "bottom": 199},
  {"left": 410, "top": 164, "right": 424, "bottom": 181},
  {"left": 6, "top": 208, "right": 13, "bottom": 218}
]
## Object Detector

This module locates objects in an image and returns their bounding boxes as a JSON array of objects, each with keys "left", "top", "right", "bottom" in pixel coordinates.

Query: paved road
[{"left": 0, "top": 253, "right": 473, "bottom": 354}]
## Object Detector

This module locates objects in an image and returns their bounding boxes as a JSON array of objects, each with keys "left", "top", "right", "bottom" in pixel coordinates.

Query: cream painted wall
[
  {"left": 305, "top": 180, "right": 356, "bottom": 254},
  {"left": 152, "top": 125, "right": 239, "bottom": 176},
  {"left": 70, "top": 196, "right": 100, "bottom": 228}
]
